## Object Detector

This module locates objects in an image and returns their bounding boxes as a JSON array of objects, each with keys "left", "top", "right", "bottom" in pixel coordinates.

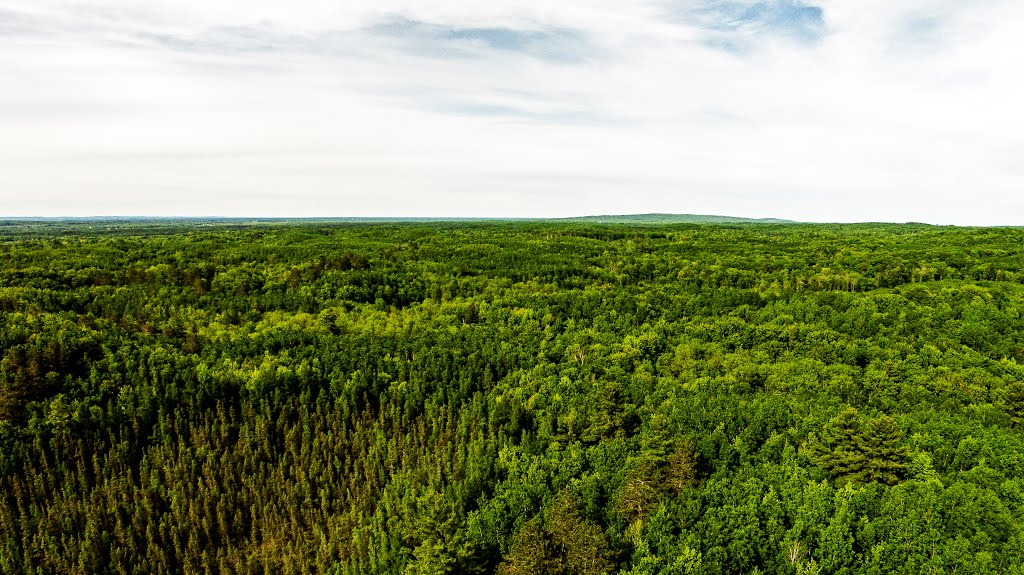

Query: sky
[{"left": 1, "top": 0, "right": 1022, "bottom": 224}]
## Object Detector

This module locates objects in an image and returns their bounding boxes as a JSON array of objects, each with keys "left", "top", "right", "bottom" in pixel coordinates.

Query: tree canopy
[{"left": 1, "top": 220, "right": 1023, "bottom": 574}]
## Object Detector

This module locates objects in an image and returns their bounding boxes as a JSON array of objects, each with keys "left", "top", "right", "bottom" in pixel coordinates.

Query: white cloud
[{"left": 0, "top": 0, "right": 1022, "bottom": 223}]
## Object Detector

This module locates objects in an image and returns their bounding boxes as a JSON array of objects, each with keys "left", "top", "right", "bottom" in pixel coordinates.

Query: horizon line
[{"left": 0, "top": 213, "right": 1013, "bottom": 227}]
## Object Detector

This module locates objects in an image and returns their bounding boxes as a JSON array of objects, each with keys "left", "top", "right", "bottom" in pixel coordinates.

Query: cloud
[{"left": 0, "top": 0, "right": 1023, "bottom": 223}]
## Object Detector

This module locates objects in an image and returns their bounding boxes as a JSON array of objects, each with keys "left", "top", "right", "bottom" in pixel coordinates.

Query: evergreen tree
[{"left": 806, "top": 408, "right": 907, "bottom": 486}]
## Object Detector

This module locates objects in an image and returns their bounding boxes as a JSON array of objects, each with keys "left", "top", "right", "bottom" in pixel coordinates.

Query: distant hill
[{"left": 561, "top": 213, "right": 797, "bottom": 224}]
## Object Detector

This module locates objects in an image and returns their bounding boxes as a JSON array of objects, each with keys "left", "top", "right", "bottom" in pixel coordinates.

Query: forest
[{"left": 1, "top": 220, "right": 1023, "bottom": 574}]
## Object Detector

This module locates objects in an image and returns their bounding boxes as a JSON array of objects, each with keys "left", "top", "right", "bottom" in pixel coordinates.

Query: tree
[
  {"left": 859, "top": 415, "right": 907, "bottom": 485},
  {"left": 616, "top": 458, "right": 663, "bottom": 524},
  {"left": 547, "top": 492, "right": 614, "bottom": 575},
  {"left": 664, "top": 441, "right": 699, "bottom": 492},
  {"left": 806, "top": 408, "right": 907, "bottom": 486},
  {"left": 496, "top": 518, "right": 557, "bottom": 575},
  {"left": 1003, "top": 380, "right": 1024, "bottom": 427}
]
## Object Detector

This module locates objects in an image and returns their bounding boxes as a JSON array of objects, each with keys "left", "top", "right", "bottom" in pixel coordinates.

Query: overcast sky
[{"left": 1, "top": 1, "right": 1022, "bottom": 223}]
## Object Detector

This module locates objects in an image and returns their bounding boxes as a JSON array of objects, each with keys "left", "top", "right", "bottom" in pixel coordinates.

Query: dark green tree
[{"left": 806, "top": 408, "right": 907, "bottom": 486}]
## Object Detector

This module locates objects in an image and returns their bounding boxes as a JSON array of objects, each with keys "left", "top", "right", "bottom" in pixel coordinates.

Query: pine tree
[
  {"left": 496, "top": 518, "right": 556, "bottom": 575},
  {"left": 547, "top": 492, "right": 613, "bottom": 575},
  {"left": 859, "top": 415, "right": 907, "bottom": 485},
  {"left": 806, "top": 408, "right": 907, "bottom": 486}
]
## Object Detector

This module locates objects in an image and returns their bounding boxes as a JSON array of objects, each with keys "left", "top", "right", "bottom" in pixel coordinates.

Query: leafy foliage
[{"left": 1, "top": 220, "right": 1024, "bottom": 574}]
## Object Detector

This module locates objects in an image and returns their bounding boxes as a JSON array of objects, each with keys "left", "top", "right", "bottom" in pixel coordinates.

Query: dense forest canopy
[{"left": 1, "top": 221, "right": 1023, "bottom": 574}]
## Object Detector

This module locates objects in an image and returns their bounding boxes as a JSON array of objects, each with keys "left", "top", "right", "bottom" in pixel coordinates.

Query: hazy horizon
[
  {"left": 2, "top": 1, "right": 1023, "bottom": 225},
  {"left": 0, "top": 212, "right": 1011, "bottom": 227}
]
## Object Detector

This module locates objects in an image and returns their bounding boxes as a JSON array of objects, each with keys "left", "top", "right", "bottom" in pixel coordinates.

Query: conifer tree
[{"left": 806, "top": 408, "right": 907, "bottom": 486}]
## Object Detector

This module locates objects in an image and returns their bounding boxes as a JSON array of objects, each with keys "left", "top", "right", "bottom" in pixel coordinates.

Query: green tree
[
  {"left": 547, "top": 492, "right": 614, "bottom": 575},
  {"left": 496, "top": 518, "right": 557, "bottom": 575},
  {"left": 806, "top": 408, "right": 907, "bottom": 486}
]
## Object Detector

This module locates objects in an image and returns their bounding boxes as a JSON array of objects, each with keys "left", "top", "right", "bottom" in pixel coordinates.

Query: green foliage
[
  {"left": 806, "top": 408, "right": 908, "bottom": 486},
  {"left": 1, "top": 220, "right": 1023, "bottom": 574}
]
